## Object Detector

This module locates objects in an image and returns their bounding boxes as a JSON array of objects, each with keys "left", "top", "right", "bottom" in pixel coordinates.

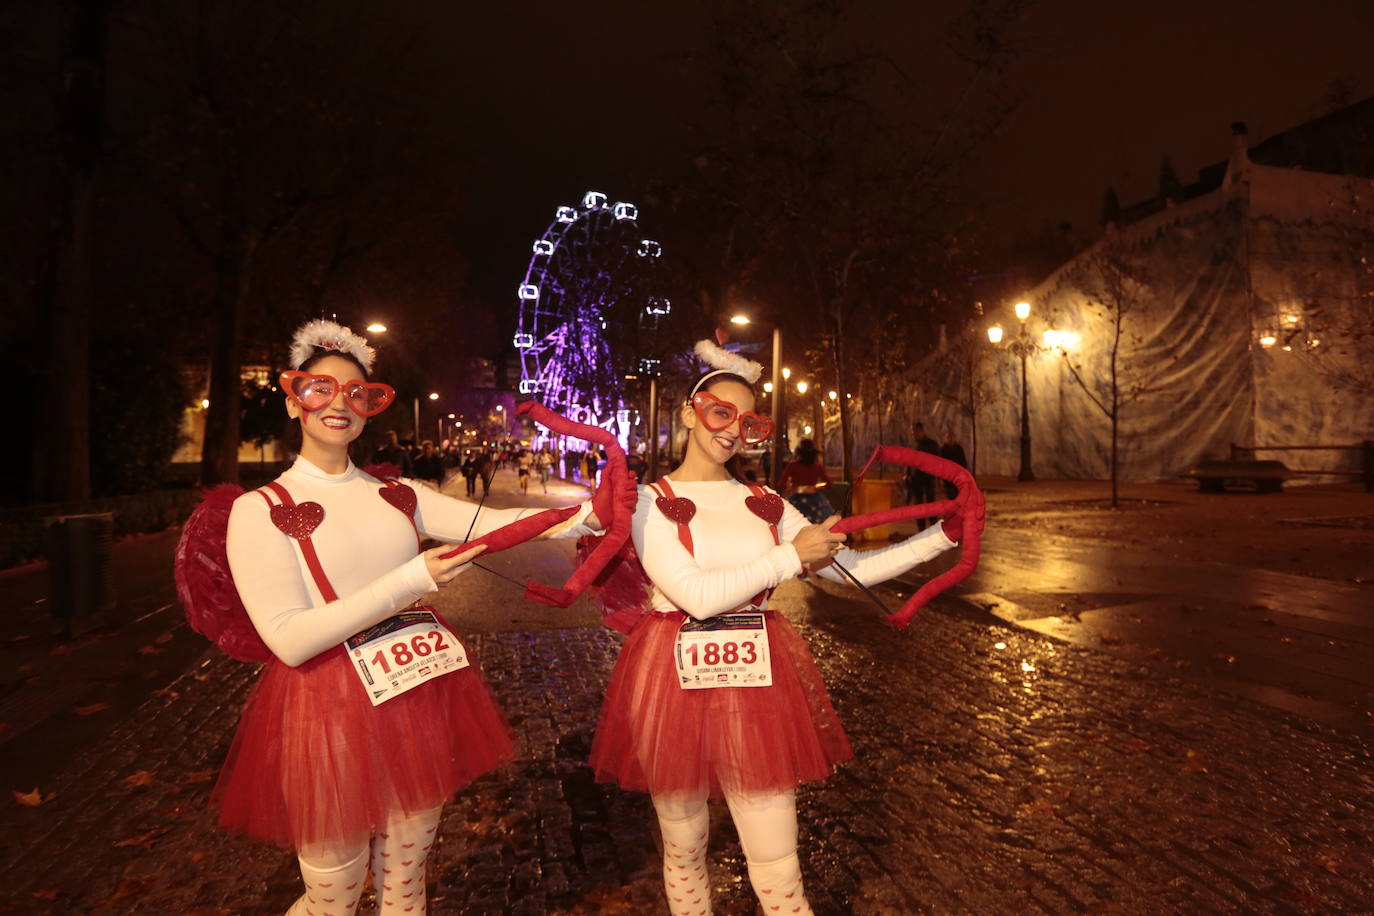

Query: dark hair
[
  {"left": 685, "top": 370, "right": 758, "bottom": 484},
  {"left": 796, "top": 438, "right": 819, "bottom": 465},
  {"left": 282, "top": 347, "right": 373, "bottom": 456}
]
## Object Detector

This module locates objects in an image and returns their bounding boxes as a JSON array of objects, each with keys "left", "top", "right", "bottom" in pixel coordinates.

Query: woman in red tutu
[
  {"left": 217, "top": 320, "right": 596, "bottom": 916},
  {"left": 590, "top": 339, "right": 961, "bottom": 915}
]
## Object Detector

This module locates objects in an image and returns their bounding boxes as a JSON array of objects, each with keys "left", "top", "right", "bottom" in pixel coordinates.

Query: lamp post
[
  {"left": 989, "top": 300, "right": 1036, "bottom": 482},
  {"left": 730, "top": 315, "right": 785, "bottom": 488}
]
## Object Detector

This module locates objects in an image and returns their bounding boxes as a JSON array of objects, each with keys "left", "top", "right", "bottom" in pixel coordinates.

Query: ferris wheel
[{"left": 513, "top": 190, "right": 667, "bottom": 432}]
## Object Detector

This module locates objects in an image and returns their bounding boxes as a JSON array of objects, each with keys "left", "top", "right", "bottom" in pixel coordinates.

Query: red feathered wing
[{"left": 174, "top": 484, "right": 273, "bottom": 663}]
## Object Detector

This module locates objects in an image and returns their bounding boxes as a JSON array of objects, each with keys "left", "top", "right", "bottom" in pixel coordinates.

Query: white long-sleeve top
[
  {"left": 227, "top": 456, "right": 592, "bottom": 666},
  {"left": 631, "top": 478, "right": 956, "bottom": 620}
]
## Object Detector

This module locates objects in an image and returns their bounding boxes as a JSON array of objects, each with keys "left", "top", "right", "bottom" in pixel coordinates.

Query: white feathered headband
[
  {"left": 689, "top": 337, "right": 764, "bottom": 398},
  {"left": 289, "top": 319, "right": 377, "bottom": 374}
]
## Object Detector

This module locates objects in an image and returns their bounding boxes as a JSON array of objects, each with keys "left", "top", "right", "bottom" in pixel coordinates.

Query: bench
[{"left": 1185, "top": 459, "right": 1292, "bottom": 493}]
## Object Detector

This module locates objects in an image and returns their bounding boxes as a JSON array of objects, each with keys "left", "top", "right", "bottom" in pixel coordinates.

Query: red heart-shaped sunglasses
[
  {"left": 280, "top": 371, "right": 396, "bottom": 418},
  {"left": 691, "top": 391, "right": 775, "bottom": 445}
]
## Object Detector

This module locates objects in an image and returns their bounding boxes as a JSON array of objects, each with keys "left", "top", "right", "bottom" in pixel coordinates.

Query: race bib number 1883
[
  {"left": 675, "top": 613, "right": 772, "bottom": 689},
  {"left": 345, "top": 608, "right": 468, "bottom": 706}
]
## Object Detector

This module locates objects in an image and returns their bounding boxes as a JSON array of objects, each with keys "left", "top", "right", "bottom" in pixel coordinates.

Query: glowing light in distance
[
  {"left": 782, "top": 367, "right": 792, "bottom": 380},
  {"left": 803, "top": 425, "right": 813, "bottom": 435},
  {"left": 730, "top": 315, "right": 751, "bottom": 325},
  {"left": 532, "top": 240, "right": 554, "bottom": 256},
  {"left": 495, "top": 405, "right": 504, "bottom": 412},
  {"left": 1258, "top": 334, "right": 1277, "bottom": 347},
  {"left": 1021, "top": 661, "right": 1036, "bottom": 673},
  {"left": 763, "top": 382, "right": 774, "bottom": 393},
  {"left": 1014, "top": 301, "right": 1031, "bottom": 321},
  {"left": 447, "top": 413, "right": 455, "bottom": 419},
  {"left": 987, "top": 325, "right": 1004, "bottom": 344},
  {"left": 994, "top": 641, "right": 1007, "bottom": 650},
  {"left": 518, "top": 284, "right": 540, "bottom": 301},
  {"left": 428, "top": 392, "right": 439, "bottom": 401},
  {"left": 366, "top": 323, "right": 387, "bottom": 333},
  {"left": 200, "top": 398, "right": 210, "bottom": 408},
  {"left": 796, "top": 381, "right": 809, "bottom": 394},
  {"left": 1307, "top": 337, "right": 1321, "bottom": 348},
  {"left": 828, "top": 390, "right": 838, "bottom": 400},
  {"left": 1043, "top": 329, "right": 1062, "bottom": 348},
  {"left": 513, "top": 332, "right": 534, "bottom": 348},
  {"left": 613, "top": 202, "right": 638, "bottom": 220},
  {"left": 1282, "top": 313, "right": 1300, "bottom": 325},
  {"left": 556, "top": 206, "right": 576, "bottom": 223},
  {"left": 582, "top": 190, "right": 607, "bottom": 209}
]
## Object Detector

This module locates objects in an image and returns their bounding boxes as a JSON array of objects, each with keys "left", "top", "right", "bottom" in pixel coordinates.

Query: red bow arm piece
[
  {"left": 512, "top": 401, "right": 636, "bottom": 608},
  {"left": 831, "top": 446, "right": 986, "bottom": 628},
  {"left": 436, "top": 504, "right": 581, "bottom": 560}
]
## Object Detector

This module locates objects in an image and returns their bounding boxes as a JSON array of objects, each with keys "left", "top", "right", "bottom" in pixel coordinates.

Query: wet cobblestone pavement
[{"left": 3, "top": 571, "right": 1372, "bottom": 915}]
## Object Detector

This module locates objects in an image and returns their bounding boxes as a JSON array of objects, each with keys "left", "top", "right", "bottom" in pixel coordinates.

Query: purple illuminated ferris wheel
[{"left": 513, "top": 191, "right": 667, "bottom": 432}]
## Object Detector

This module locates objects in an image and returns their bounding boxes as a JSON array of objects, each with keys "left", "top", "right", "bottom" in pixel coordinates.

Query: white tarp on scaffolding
[{"left": 845, "top": 160, "right": 1374, "bottom": 483}]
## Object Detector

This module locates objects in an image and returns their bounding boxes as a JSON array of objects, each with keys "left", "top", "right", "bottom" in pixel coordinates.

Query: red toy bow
[
  {"left": 513, "top": 401, "right": 636, "bottom": 607},
  {"left": 831, "top": 446, "right": 986, "bottom": 628}
]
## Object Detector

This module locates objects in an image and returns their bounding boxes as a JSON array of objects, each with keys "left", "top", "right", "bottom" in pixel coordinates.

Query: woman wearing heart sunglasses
[
  {"left": 589, "top": 338, "right": 963, "bottom": 915},
  {"left": 213, "top": 320, "right": 599, "bottom": 916}
]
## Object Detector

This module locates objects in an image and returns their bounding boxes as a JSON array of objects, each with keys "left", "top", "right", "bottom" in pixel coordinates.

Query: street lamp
[
  {"left": 727, "top": 314, "right": 785, "bottom": 488},
  {"left": 989, "top": 301, "right": 1037, "bottom": 482}
]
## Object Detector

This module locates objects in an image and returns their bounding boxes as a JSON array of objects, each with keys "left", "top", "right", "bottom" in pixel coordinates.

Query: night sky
[{"left": 440, "top": 0, "right": 1374, "bottom": 304}]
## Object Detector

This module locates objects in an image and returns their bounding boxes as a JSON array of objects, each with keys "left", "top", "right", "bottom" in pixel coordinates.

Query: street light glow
[
  {"left": 730, "top": 315, "right": 751, "bottom": 325},
  {"left": 987, "top": 325, "right": 1004, "bottom": 344},
  {"left": 828, "top": 390, "right": 838, "bottom": 400},
  {"left": 200, "top": 398, "right": 210, "bottom": 408},
  {"left": 495, "top": 405, "right": 504, "bottom": 412},
  {"left": 782, "top": 367, "right": 792, "bottom": 380},
  {"left": 1259, "top": 334, "right": 1277, "bottom": 347},
  {"left": 447, "top": 413, "right": 455, "bottom": 419},
  {"left": 366, "top": 323, "right": 387, "bottom": 333},
  {"left": 1014, "top": 301, "right": 1031, "bottom": 321},
  {"left": 796, "top": 381, "right": 809, "bottom": 394},
  {"left": 1043, "top": 329, "right": 1061, "bottom": 348},
  {"left": 763, "top": 382, "right": 774, "bottom": 393},
  {"left": 428, "top": 392, "right": 439, "bottom": 400}
]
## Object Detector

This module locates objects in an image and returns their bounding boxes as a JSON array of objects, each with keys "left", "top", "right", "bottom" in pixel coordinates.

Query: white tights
[
  {"left": 286, "top": 807, "right": 442, "bottom": 916},
  {"left": 653, "top": 791, "right": 813, "bottom": 916}
]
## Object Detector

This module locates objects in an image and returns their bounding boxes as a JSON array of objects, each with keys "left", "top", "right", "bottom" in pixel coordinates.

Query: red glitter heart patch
[
  {"left": 379, "top": 484, "right": 417, "bottom": 517},
  {"left": 655, "top": 496, "right": 696, "bottom": 525},
  {"left": 745, "top": 493, "right": 784, "bottom": 526},
  {"left": 269, "top": 501, "right": 325, "bottom": 539}
]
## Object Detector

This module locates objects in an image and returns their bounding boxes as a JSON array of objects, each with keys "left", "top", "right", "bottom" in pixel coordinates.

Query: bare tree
[{"left": 1052, "top": 240, "right": 1169, "bottom": 507}]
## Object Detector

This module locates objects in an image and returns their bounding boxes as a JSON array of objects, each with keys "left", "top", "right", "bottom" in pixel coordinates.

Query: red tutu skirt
[
  {"left": 213, "top": 619, "right": 515, "bottom": 849},
  {"left": 589, "top": 610, "right": 853, "bottom": 798}
]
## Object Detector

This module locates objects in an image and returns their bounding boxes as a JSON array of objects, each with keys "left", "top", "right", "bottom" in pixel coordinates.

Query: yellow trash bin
[{"left": 851, "top": 478, "right": 896, "bottom": 542}]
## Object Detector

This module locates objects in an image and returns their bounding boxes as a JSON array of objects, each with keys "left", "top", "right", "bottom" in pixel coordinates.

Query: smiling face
[
  {"left": 683, "top": 378, "right": 757, "bottom": 466},
  {"left": 285, "top": 354, "right": 369, "bottom": 456}
]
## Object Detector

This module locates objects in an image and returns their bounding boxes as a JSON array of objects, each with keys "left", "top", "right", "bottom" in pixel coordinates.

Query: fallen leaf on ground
[
  {"left": 1180, "top": 751, "right": 1207, "bottom": 774},
  {"left": 189, "top": 851, "right": 209, "bottom": 864},
  {"left": 1213, "top": 653, "right": 1238, "bottom": 664},
  {"left": 154, "top": 632, "right": 175, "bottom": 645},
  {"left": 1317, "top": 854, "right": 1340, "bottom": 874},
  {"left": 183, "top": 768, "right": 218, "bottom": 785},
  {"left": 106, "top": 879, "right": 156, "bottom": 904},
  {"left": 13, "top": 788, "right": 54, "bottom": 807},
  {"left": 121, "top": 770, "right": 155, "bottom": 788},
  {"left": 73, "top": 703, "right": 111, "bottom": 716},
  {"left": 113, "top": 826, "right": 170, "bottom": 849},
  {"left": 151, "top": 687, "right": 180, "bottom": 699},
  {"left": 136, "top": 645, "right": 163, "bottom": 656},
  {"left": 49, "top": 643, "right": 77, "bottom": 656},
  {"left": 31, "top": 890, "right": 58, "bottom": 902}
]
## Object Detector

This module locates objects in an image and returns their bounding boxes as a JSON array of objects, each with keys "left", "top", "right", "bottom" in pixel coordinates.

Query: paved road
[{"left": 1, "top": 470, "right": 1371, "bottom": 914}]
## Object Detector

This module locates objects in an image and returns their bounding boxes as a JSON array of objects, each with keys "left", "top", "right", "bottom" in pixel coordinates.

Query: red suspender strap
[
  {"left": 262, "top": 481, "right": 340, "bottom": 603},
  {"left": 650, "top": 478, "right": 694, "bottom": 555}
]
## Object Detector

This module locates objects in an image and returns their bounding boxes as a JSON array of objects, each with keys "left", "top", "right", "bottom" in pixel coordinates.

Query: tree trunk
[
  {"left": 200, "top": 163, "right": 253, "bottom": 486},
  {"left": 35, "top": 0, "right": 111, "bottom": 503}
]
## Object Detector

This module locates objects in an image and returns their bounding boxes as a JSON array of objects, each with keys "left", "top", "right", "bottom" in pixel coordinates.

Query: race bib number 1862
[
  {"left": 345, "top": 608, "right": 468, "bottom": 706},
  {"left": 675, "top": 613, "right": 772, "bottom": 689}
]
